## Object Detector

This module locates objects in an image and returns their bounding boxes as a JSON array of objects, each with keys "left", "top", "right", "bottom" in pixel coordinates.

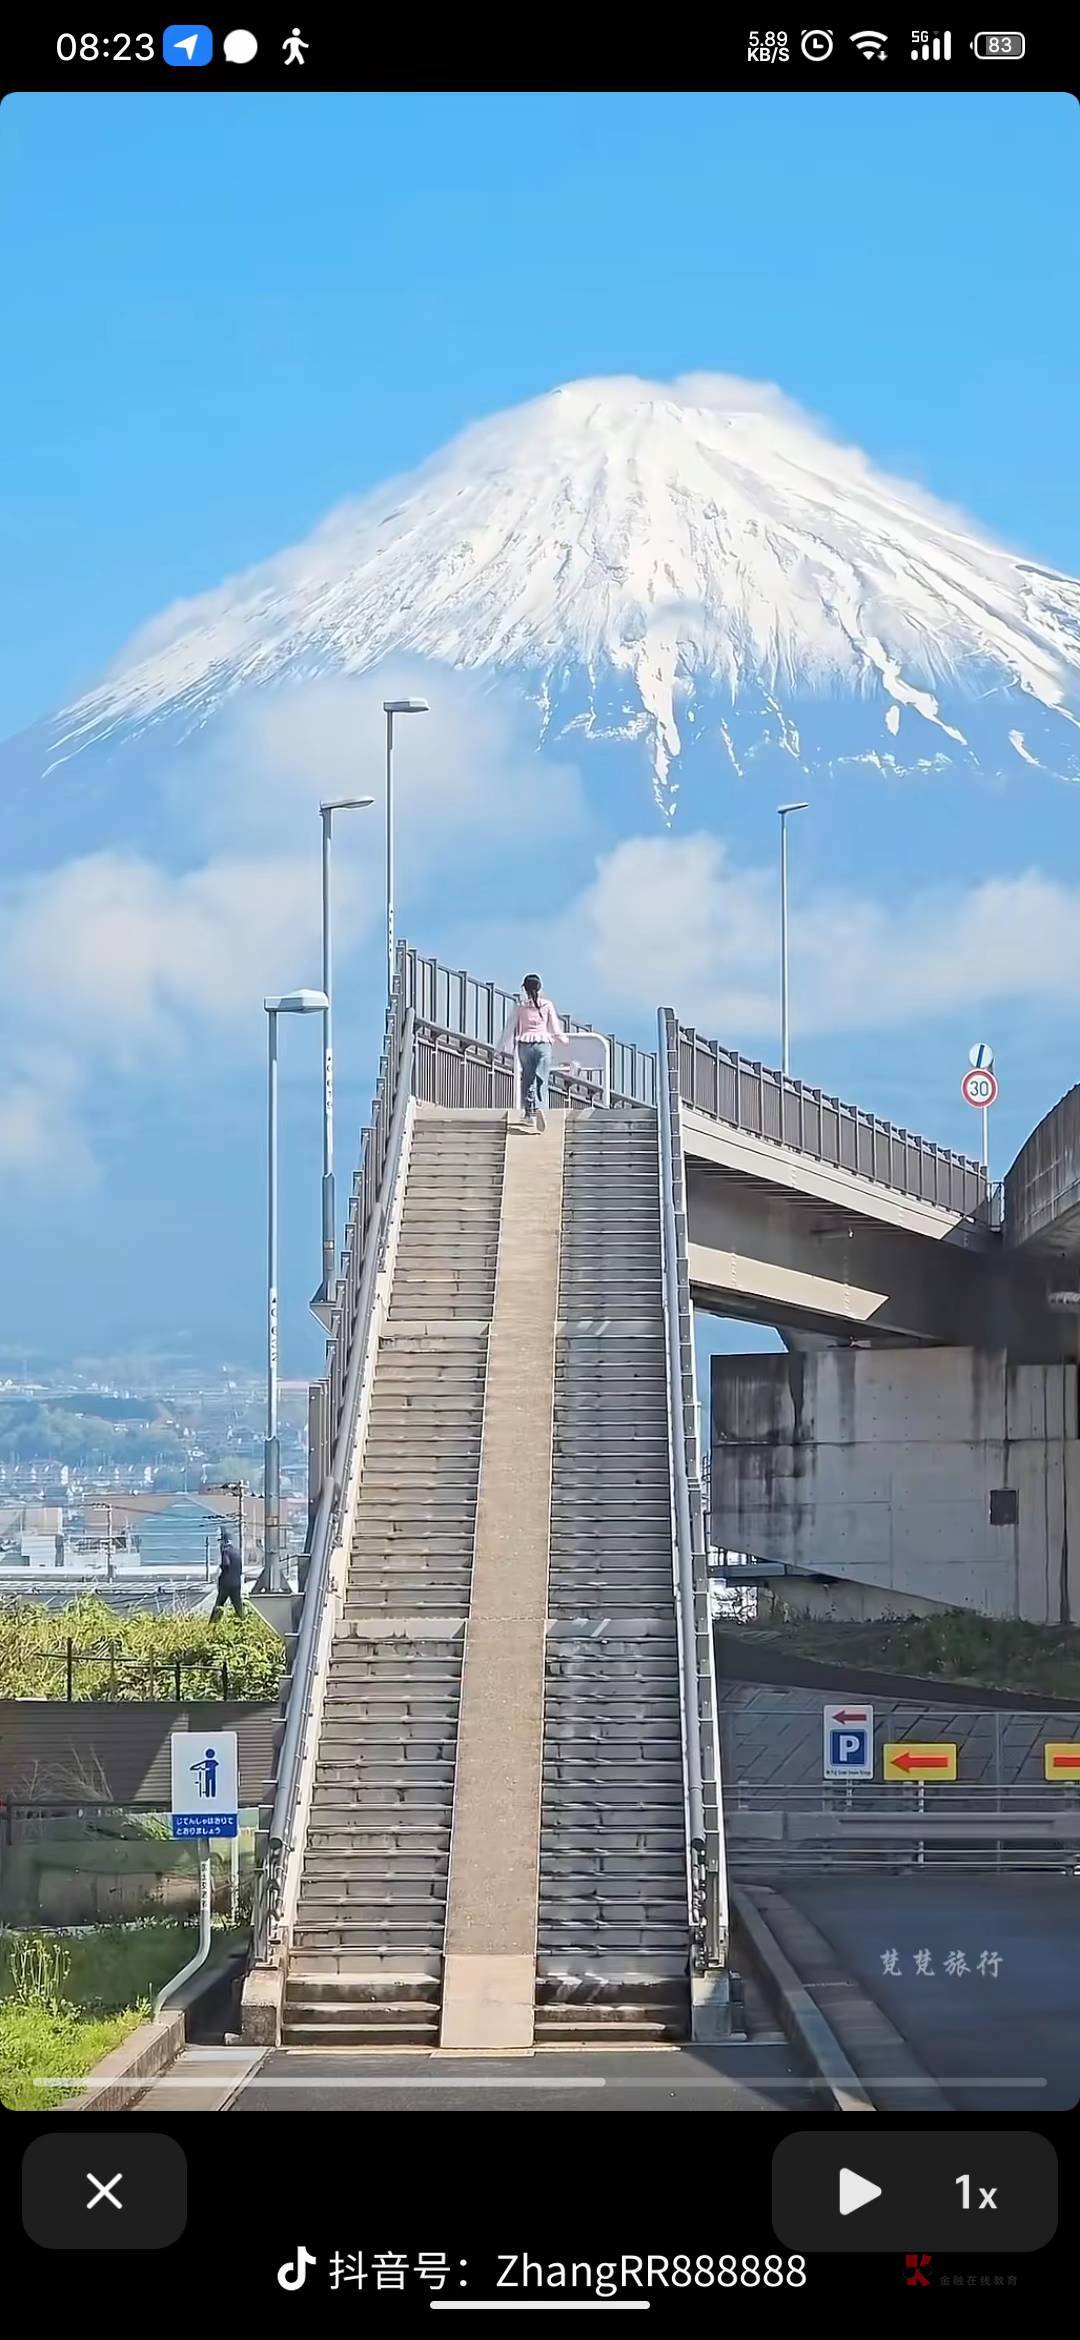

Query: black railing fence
[{"left": 15, "top": 1643, "right": 240, "bottom": 1702}]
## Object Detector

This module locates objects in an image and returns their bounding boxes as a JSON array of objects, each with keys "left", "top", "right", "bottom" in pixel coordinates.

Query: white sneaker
[{"left": 535, "top": 1108, "right": 546, "bottom": 1133}]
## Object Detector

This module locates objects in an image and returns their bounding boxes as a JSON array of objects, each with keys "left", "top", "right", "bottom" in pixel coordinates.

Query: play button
[{"left": 839, "top": 2167, "right": 883, "bottom": 2217}]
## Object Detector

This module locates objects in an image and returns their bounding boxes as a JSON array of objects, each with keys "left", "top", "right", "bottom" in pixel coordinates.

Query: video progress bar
[{"left": 431, "top": 2304, "right": 650, "bottom": 2312}]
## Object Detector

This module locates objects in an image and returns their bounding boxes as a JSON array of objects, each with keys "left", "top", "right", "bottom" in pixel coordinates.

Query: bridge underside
[{"left": 686, "top": 1158, "right": 1074, "bottom": 1357}]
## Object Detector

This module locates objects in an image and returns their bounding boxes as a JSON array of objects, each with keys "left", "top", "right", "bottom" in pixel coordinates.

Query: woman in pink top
[{"left": 499, "top": 974, "right": 567, "bottom": 1131}]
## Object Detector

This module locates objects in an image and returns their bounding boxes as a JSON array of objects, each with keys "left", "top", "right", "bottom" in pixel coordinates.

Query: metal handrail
[
  {"left": 253, "top": 1002, "right": 416, "bottom": 1960},
  {"left": 657, "top": 1006, "right": 729, "bottom": 1979}
]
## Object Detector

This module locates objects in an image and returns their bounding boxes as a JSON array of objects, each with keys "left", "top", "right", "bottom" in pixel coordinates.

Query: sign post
[
  {"left": 964, "top": 1047, "right": 997, "bottom": 1179},
  {"left": 155, "top": 1729, "right": 239, "bottom": 2015},
  {"left": 823, "top": 1702, "right": 874, "bottom": 1781}
]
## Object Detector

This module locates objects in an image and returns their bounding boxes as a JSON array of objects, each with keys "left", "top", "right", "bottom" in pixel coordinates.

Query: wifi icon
[{"left": 850, "top": 28, "right": 888, "bottom": 56}]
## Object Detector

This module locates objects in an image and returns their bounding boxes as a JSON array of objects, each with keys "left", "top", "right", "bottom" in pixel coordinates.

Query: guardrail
[
  {"left": 397, "top": 942, "right": 986, "bottom": 1215},
  {"left": 678, "top": 1027, "right": 987, "bottom": 1216},
  {"left": 726, "top": 1783, "right": 1080, "bottom": 1872},
  {"left": 657, "top": 1006, "right": 730, "bottom": 2007},
  {"left": 252, "top": 992, "right": 416, "bottom": 1963}
]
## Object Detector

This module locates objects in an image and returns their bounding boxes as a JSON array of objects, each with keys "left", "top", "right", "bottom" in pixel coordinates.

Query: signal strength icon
[
  {"left": 850, "top": 28, "right": 888, "bottom": 59},
  {"left": 911, "top": 29, "right": 952, "bottom": 59}
]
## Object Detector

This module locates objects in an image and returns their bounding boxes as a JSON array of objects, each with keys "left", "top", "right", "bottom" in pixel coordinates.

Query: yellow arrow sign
[
  {"left": 883, "top": 1741, "right": 957, "bottom": 1782},
  {"left": 1044, "top": 1742, "right": 1080, "bottom": 1782}
]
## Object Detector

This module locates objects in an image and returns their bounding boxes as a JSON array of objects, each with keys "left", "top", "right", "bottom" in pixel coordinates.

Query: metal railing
[
  {"left": 397, "top": 942, "right": 986, "bottom": 1215},
  {"left": 678, "top": 1027, "right": 987, "bottom": 1216},
  {"left": 9, "top": 1643, "right": 246, "bottom": 1702},
  {"left": 401, "top": 943, "right": 655, "bottom": 1113},
  {"left": 253, "top": 991, "right": 416, "bottom": 1962},
  {"left": 726, "top": 1783, "right": 1080, "bottom": 1873},
  {"left": 657, "top": 1006, "right": 730, "bottom": 1993}
]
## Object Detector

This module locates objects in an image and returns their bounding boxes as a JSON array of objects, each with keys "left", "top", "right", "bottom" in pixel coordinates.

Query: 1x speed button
[{"left": 773, "top": 2131, "right": 1057, "bottom": 2254}]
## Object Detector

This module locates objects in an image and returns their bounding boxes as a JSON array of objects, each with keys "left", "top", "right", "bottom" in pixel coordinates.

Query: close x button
[
  {"left": 22, "top": 2133, "right": 187, "bottom": 2251},
  {"left": 772, "top": 2131, "right": 1057, "bottom": 2254}
]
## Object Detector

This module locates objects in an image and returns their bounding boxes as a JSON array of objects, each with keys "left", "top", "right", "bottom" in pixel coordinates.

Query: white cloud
[
  {"left": 0, "top": 845, "right": 354, "bottom": 1179},
  {"left": 190, "top": 666, "right": 585, "bottom": 866},
  {"left": 0, "top": 1050, "right": 94, "bottom": 1182},
  {"left": 0, "top": 669, "right": 585, "bottom": 1179},
  {"left": 456, "top": 832, "right": 1080, "bottom": 1045}
]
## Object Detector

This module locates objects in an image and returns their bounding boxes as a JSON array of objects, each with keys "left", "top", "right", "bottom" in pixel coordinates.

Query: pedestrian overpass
[{"left": 242, "top": 943, "right": 1059, "bottom": 2051}]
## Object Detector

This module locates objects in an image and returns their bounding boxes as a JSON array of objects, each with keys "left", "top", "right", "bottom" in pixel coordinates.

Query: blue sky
[
  {"left": 3, "top": 90, "right": 1079, "bottom": 733},
  {"left": 0, "top": 89, "right": 1078, "bottom": 1370}
]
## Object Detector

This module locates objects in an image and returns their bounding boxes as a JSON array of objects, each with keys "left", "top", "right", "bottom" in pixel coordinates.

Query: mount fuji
[{"left": 28, "top": 374, "right": 1080, "bottom": 816}]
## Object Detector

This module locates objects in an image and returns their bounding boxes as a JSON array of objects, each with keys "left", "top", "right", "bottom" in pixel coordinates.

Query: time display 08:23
[{"left": 57, "top": 33, "right": 156, "bottom": 59}]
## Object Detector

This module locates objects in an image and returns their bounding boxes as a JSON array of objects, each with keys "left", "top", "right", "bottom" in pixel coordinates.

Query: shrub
[{"left": 0, "top": 1593, "right": 283, "bottom": 1701}]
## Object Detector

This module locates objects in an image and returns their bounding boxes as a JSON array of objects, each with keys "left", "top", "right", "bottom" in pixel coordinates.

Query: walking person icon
[
  {"left": 282, "top": 27, "right": 308, "bottom": 65},
  {"left": 190, "top": 1746, "right": 219, "bottom": 1799}
]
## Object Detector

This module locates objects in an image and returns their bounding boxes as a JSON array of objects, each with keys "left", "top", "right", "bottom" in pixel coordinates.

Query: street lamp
[
  {"left": 316, "top": 795, "right": 374, "bottom": 1312},
  {"left": 777, "top": 803, "right": 808, "bottom": 1078},
  {"left": 263, "top": 988, "right": 328, "bottom": 1593},
  {"left": 382, "top": 698, "right": 429, "bottom": 995}
]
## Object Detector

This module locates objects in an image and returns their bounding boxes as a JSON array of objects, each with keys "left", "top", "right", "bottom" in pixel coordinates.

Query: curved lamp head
[
  {"left": 777, "top": 801, "right": 809, "bottom": 817},
  {"left": 383, "top": 697, "right": 430, "bottom": 716},
  {"left": 321, "top": 795, "right": 374, "bottom": 815}
]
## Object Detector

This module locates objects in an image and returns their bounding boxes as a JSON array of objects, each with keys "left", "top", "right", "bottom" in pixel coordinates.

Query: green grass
[
  {"left": 0, "top": 1920, "right": 199, "bottom": 2112},
  {"left": 762, "top": 1612, "right": 1080, "bottom": 1699},
  {"left": 0, "top": 2003, "right": 145, "bottom": 2111}
]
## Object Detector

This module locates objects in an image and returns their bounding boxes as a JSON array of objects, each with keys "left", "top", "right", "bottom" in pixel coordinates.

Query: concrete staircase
[
  {"left": 283, "top": 1112, "right": 505, "bottom": 2046},
  {"left": 537, "top": 1110, "right": 690, "bottom": 2042}
]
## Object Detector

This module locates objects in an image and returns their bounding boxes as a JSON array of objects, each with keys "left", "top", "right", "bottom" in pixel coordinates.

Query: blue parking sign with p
[{"left": 823, "top": 1704, "right": 874, "bottom": 1780}]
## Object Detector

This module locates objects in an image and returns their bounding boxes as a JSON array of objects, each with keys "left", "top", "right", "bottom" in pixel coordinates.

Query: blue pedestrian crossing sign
[
  {"left": 170, "top": 1728, "right": 239, "bottom": 1839},
  {"left": 823, "top": 1703, "right": 874, "bottom": 1780}
]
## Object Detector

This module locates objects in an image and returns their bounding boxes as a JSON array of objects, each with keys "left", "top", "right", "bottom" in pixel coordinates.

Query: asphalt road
[
  {"left": 783, "top": 1872, "right": 1080, "bottom": 2110},
  {"left": 229, "top": 2041, "right": 804, "bottom": 2113}
]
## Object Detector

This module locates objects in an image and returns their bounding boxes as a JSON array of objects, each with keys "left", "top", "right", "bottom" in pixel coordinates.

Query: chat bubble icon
[{"left": 223, "top": 28, "right": 258, "bottom": 62}]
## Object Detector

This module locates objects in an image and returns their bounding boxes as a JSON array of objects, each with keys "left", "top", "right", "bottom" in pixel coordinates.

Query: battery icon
[{"left": 972, "top": 30, "right": 1026, "bottom": 56}]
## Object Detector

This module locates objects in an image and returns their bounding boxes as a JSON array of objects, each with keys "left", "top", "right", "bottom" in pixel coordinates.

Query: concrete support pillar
[{"left": 440, "top": 1116, "right": 565, "bottom": 2050}]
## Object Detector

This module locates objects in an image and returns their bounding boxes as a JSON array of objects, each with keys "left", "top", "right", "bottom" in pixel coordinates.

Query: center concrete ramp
[{"left": 440, "top": 1115, "right": 565, "bottom": 2048}]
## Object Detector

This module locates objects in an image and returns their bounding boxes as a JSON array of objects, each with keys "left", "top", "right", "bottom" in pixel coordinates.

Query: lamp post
[
  {"left": 264, "top": 988, "right": 328, "bottom": 1592},
  {"left": 777, "top": 802, "right": 808, "bottom": 1078},
  {"left": 316, "top": 796, "right": 374, "bottom": 1310},
  {"left": 382, "top": 698, "right": 429, "bottom": 995}
]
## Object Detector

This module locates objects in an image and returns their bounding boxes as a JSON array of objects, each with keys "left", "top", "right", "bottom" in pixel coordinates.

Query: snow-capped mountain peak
[{"left": 48, "top": 373, "right": 1080, "bottom": 811}]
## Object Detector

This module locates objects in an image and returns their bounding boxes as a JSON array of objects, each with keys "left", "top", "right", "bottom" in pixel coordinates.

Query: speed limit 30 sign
[{"left": 962, "top": 1068, "right": 998, "bottom": 1109}]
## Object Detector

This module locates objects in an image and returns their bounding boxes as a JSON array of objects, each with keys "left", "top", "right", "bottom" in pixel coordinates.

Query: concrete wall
[{"left": 711, "top": 1347, "right": 1080, "bottom": 1624}]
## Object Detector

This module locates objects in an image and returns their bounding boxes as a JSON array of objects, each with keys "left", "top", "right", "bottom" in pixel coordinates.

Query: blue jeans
[{"left": 518, "top": 1041, "right": 551, "bottom": 1118}]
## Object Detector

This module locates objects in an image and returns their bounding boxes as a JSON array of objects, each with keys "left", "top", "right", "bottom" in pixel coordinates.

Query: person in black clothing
[{"left": 210, "top": 1525, "right": 244, "bottom": 1620}]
